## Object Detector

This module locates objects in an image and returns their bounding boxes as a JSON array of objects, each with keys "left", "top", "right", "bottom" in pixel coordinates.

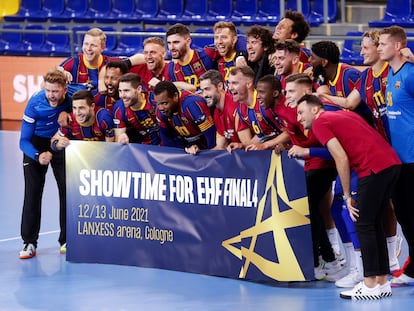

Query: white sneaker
[
  {"left": 340, "top": 281, "right": 382, "bottom": 300},
  {"left": 335, "top": 270, "right": 363, "bottom": 288},
  {"left": 335, "top": 251, "right": 346, "bottom": 266},
  {"left": 314, "top": 260, "right": 326, "bottom": 280},
  {"left": 19, "top": 243, "right": 36, "bottom": 259},
  {"left": 390, "top": 273, "right": 414, "bottom": 287},
  {"left": 380, "top": 281, "right": 392, "bottom": 297},
  {"left": 324, "top": 259, "right": 349, "bottom": 282}
]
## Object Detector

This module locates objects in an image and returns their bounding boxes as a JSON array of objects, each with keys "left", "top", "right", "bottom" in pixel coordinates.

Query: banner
[
  {"left": 0, "top": 56, "right": 65, "bottom": 120},
  {"left": 66, "top": 141, "right": 314, "bottom": 283}
]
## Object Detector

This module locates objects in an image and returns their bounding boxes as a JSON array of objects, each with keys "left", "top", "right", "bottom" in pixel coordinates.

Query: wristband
[
  {"left": 51, "top": 139, "right": 59, "bottom": 152},
  {"left": 342, "top": 194, "right": 352, "bottom": 201}
]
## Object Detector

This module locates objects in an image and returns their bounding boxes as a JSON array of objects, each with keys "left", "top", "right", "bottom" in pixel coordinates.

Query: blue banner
[{"left": 66, "top": 141, "right": 314, "bottom": 283}]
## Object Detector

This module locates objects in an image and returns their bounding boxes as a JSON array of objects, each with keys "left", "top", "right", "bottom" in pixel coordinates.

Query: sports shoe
[
  {"left": 335, "top": 269, "right": 363, "bottom": 288},
  {"left": 340, "top": 281, "right": 382, "bottom": 300},
  {"left": 379, "top": 281, "right": 392, "bottom": 297},
  {"left": 314, "top": 262, "right": 326, "bottom": 280},
  {"left": 392, "top": 256, "right": 410, "bottom": 278},
  {"left": 60, "top": 243, "right": 66, "bottom": 254},
  {"left": 324, "top": 259, "right": 349, "bottom": 282},
  {"left": 19, "top": 243, "right": 36, "bottom": 259},
  {"left": 390, "top": 273, "right": 414, "bottom": 287}
]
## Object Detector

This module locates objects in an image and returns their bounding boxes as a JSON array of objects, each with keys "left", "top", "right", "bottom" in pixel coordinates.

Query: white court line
[{"left": 0, "top": 230, "right": 59, "bottom": 243}]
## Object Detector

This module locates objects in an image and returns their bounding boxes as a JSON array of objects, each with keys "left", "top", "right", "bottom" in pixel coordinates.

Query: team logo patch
[
  {"left": 193, "top": 62, "right": 202, "bottom": 71},
  {"left": 395, "top": 81, "right": 401, "bottom": 90}
]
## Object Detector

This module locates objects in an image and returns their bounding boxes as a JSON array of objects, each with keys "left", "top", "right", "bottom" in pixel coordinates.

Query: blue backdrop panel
[{"left": 66, "top": 142, "right": 313, "bottom": 283}]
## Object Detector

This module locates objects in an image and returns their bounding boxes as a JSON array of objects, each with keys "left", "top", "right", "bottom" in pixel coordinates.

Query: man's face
[
  {"left": 82, "top": 34, "right": 104, "bottom": 64},
  {"left": 144, "top": 42, "right": 166, "bottom": 73},
  {"left": 378, "top": 34, "right": 398, "bottom": 62},
  {"left": 44, "top": 82, "right": 67, "bottom": 107},
  {"left": 72, "top": 99, "right": 94, "bottom": 124},
  {"left": 246, "top": 36, "right": 266, "bottom": 63},
  {"left": 167, "top": 34, "right": 190, "bottom": 61},
  {"left": 228, "top": 72, "right": 251, "bottom": 104},
  {"left": 297, "top": 101, "right": 316, "bottom": 130},
  {"left": 256, "top": 81, "right": 276, "bottom": 109},
  {"left": 104, "top": 67, "right": 123, "bottom": 98},
  {"left": 360, "top": 37, "right": 380, "bottom": 66},
  {"left": 118, "top": 81, "right": 140, "bottom": 108},
  {"left": 274, "top": 50, "right": 297, "bottom": 76},
  {"left": 285, "top": 81, "right": 308, "bottom": 108},
  {"left": 214, "top": 27, "right": 237, "bottom": 58},
  {"left": 199, "top": 79, "right": 221, "bottom": 108},
  {"left": 154, "top": 90, "right": 178, "bottom": 117},
  {"left": 273, "top": 18, "right": 294, "bottom": 41}
]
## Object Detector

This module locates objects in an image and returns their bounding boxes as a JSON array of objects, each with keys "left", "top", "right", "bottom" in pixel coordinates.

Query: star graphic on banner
[{"left": 222, "top": 152, "right": 310, "bottom": 281}]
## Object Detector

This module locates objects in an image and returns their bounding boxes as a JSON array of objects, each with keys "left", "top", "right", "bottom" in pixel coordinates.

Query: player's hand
[
  {"left": 226, "top": 142, "right": 244, "bottom": 153},
  {"left": 185, "top": 145, "right": 199, "bottom": 155},
  {"left": 346, "top": 198, "right": 359, "bottom": 222},
  {"left": 148, "top": 77, "right": 161, "bottom": 89},
  {"left": 315, "top": 85, "right": 331, "bottom": 97},
  {"left": 39, "top": 151, "right": 53, "bottom": 165},
  {"left": 117, "top": 133, "right": 130, "bottom": 145},
  {"left": 401, "top": 47, "right": 414, "bottom": 62},
  {"left": 287, "top": 145, "right": 309, "bottom": 158},
  {"left": 235, "top": 56, "right": 248, "bottom": 67},
  {"left": 245, "top": 143, "right": 266, "bottom": 151},
  {"left": 58, "top": 111, "right": 72, "bottom": 128}
]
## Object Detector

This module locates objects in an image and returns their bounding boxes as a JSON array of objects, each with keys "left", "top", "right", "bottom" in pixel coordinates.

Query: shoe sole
[
  {"left": 19, "top": 252, "right": 36, "bottom": 259},
  {"left": 340, "top": 293, "right": 382, "bottom": 300},
  {"left": 390, "top": 282, "right": 414, "bottom": 287}
]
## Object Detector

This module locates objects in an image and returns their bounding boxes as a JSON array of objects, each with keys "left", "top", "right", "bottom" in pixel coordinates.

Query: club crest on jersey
[
  {"left": 395, "top": 81, "right": 401, "bottom": 90},
  {"left": 193, "top": 62, "right": 202, "bottom": 71},
  {"left": 256, "top": 113, "right": 263, "bottom": 121}
]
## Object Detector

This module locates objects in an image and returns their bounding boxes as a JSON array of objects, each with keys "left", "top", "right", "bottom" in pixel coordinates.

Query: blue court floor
[{"left": 1, "top": 130, "right": 414, "bottom": 311}]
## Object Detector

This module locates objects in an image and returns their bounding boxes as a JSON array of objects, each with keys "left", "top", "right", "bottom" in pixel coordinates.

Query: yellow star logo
[{"left": 222, "top": 152, "right": 310, "bottom": 281}]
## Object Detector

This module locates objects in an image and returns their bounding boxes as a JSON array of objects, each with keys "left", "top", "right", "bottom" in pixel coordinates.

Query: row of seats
[
  {"left": 3, "top": 0, "right": 338, "bottom": 27},
  {"left": 368, "top": 0, "right": 414, "bottom": 27},
  {"left": 0, "top": 24, "right": 224, "bottom": 57}
]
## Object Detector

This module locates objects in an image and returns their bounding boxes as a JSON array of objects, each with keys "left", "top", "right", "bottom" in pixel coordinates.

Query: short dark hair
[
  {"left": 247, "top": 25, "right": 275, "bottom": 54},
  {"left": 106, "top": 60, "right": 129, "bottom": 74},
  {"left": 274, "top": 39, "right": 301, "bottom": 55},
  {"left": 297, "top": 94, "right": 323, "bottom": 108},
  {"left": 257, "top": 75, "right": 282, "bottom": 92},
  {"left": 311, "top": 41, "right": 340, "bottom": 64},
  {"left": 72, "top": 89, "right": 94, "bottom": 106},
  {"left": 166, "top": 23, "right": 190, "bottom": 38},
  {"left": 118, "top": 73, "right": 142, "bottom": 88},
  {"left": 284, "top": 10, "right": 310, "bottom": 43},
  {"left": 199, "top": 69, "right": 225, "bottom": 87},
  {"left": 153, "top": 80, "right": 179, "bottom": 98}
]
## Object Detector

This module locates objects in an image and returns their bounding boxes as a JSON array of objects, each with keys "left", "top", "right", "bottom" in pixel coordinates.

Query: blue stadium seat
[
  {"left": 112, "top": 27, "right": 144, "bottom": 57},
  {"left": 369, "top": 0, "right": 412, "bottom": 27},
  {"left": 255, "top": 0, "right": 281, "bottom": 25},
  {"left": 286, "top": 0, "right": 311, "bottom": 19},
  {"left": 22, "top": 24, "right": 46, "bottom": 56},
  {"left": 146, "top": 0, "right": 184, "bottom": 24},
  {"left": 3, "top": 0, "right": 43, "bottom": 22},
  {"left": 41, "top": 25, "right": 72, "bottom": 57},
  {"left": 191, "top": 28, "right": 214, "bottom": 50},
  {"left": 0, "top": 24, "right": 24, "bottom": 55},
  {"left": 143, "top": 27, "right": 167, "bottom": 41},
  {"left": 74, "top": 0, "right": 112, "bottom": 23},
  {"left": 100, "top": 26, "right": 118, "bottom": 56},
  {"left": 339, "top": 31, "right": 364, "bottom": 66},
  {"left": 136, "top": 0, "right": 159, "bottom": 23},
  {"left": 202, "top": 0, "right": 233, "bottom": 24},
  {"left": 72, "top": 25, "right": 91, "bottom": 53},
  {"left": 179, "top": 0, "right": 208, "bottom": 25},
  {"left": 31, "top": 0, "right": 65, "bottom": 21},
  {"left": 101, "top": 0, "right": 138, "bottom": 23},
  {"left": 231, "top": 0, "right": 258, "bottom": 26},
  {"left": 50, "top": 0, "right": 89, "bottom": 23},
  {"left": 307, "top": 0, "right": 338, "bottom": 26}
]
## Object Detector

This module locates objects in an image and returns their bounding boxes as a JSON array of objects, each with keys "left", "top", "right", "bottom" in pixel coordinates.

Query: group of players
[{"left": 18, "top": 10, "right": 414, "bottom": 301}]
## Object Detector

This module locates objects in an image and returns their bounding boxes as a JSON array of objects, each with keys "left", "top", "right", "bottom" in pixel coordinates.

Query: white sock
[
  {"left": 387, "top": 235, "right": 399, "bottom": 270},
  {"left": 354, "top": 250, "right": 363, "bottom": 277},
  {"left": 343, "top": 242, "right": 354, "bottom": 270},
  {"left": 327, "top": 228, "right": 341, "bottom": 255}
]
